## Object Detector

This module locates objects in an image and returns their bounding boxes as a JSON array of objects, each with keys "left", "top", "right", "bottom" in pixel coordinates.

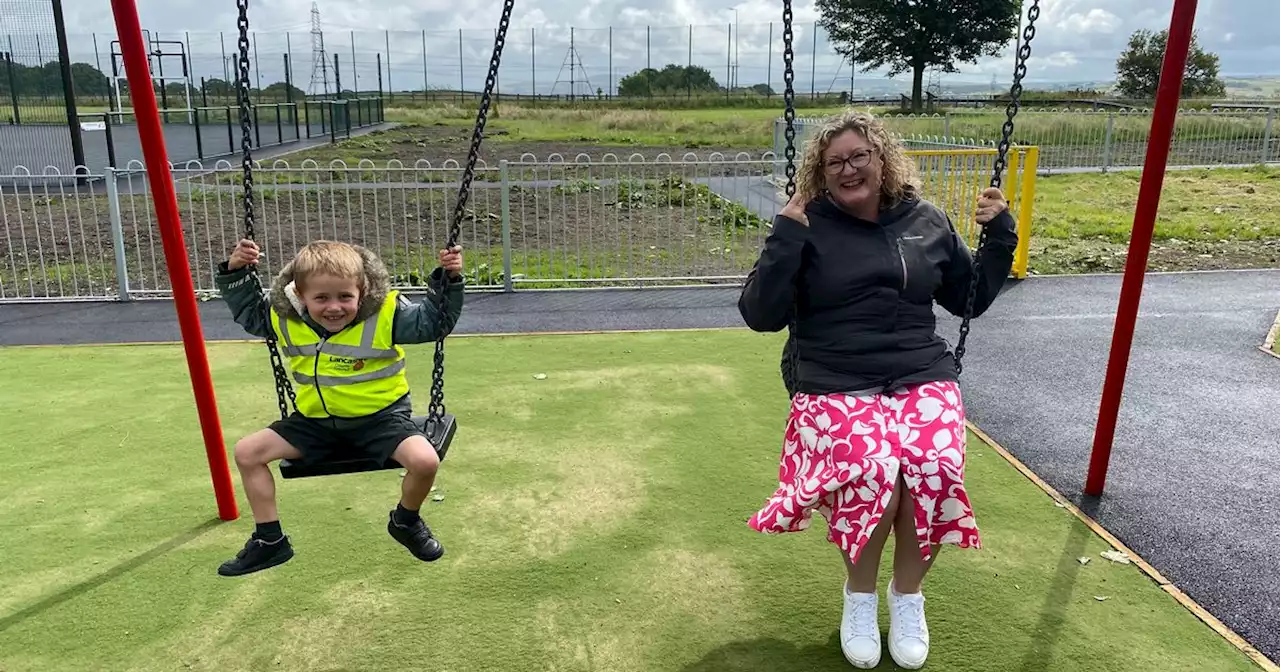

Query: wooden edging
[
  {"left": 1260, "top": 308, "right": 1280, "bottom": 361},
  {"left": 966, "top": 421, "right": 1279, "bottom": 672}
]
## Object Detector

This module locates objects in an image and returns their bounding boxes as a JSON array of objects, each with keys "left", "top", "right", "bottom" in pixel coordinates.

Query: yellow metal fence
[{"left": 907, "top": 146, "right": 1039, "bottom": 279}]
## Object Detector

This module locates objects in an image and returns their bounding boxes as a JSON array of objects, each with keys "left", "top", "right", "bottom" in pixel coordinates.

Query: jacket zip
[
  {"left": 896, "top": 238, "right": 908, "bottom": 291},
  {"left": 314, "top": 335, "right": 333, "bottom": 421}
]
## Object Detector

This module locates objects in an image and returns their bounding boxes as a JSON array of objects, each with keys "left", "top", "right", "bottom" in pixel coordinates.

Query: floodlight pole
[
  {"left": 51, "top": 0, "right": 87, "bottom": 177},
  {"left": 1084, "top": 0, "right": 1199, "bottom": 497},
  {"left": 109, "top": 0, "right": 239, "bottom": 521}
]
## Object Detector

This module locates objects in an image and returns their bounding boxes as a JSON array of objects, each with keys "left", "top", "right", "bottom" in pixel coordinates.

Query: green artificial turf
[{"left": 0, "top": 331, "right": 1263, "bottom": 671}]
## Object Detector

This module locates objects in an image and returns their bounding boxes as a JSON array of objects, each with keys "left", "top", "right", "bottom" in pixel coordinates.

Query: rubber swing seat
[{"left": 278, "top": 413, "right": 456, "bottom": 479}]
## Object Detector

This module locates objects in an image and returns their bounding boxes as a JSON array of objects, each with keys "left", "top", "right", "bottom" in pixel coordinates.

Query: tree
[
  {"left": 0, "top": 61, "right": 110, "bottom": 99},
  {"left": 202, "top": 78, "right": 233, "bottom": 97},
  {"left": 69, "top": 63, "right": 111, "bottom": 97},
  {"left": 815, "top": 0, "right": 1021, "bottom": 113},
  {"left": 261, "top": 81, "right": 306, "bottom": 101},
  {"left": 617, "top": 64, "right": 719, "bottom": 97},
  {"left": 1114, "top": 29, "right": 1225, "bottom": 99}
]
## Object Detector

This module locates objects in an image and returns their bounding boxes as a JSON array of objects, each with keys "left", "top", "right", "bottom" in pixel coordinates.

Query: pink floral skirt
[{"left": 748, "top": 381, "right": 981, "bottom": 565}]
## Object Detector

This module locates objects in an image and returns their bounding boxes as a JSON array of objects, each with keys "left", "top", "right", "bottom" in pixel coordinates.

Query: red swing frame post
[
  {"left": 109, "top": 0, "right": 239, "bottom": 521},
  {"left": 1085, "top": 0, "right": 1199, "bottom": 497}
]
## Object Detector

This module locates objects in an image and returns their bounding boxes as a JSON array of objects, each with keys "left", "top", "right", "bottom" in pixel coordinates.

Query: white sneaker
[
  {"left": 840, "top": 583, "right": 881, "bottom": 668},
  {"left": 887, "top": 581, "right": 929, "bottom": 669}
]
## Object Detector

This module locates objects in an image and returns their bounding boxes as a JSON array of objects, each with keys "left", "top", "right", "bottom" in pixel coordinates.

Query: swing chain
[
  {"left": 990, "top": 0, "right": 1039, "bottom": 191},
  {"left": 953, "top": 0, "right": 1039, "bottom": 374},
  {"left": 781, "top": 0, "right": 797, "bottom": 198},
  {"left": 237, "top": 0, "right": 294, "bottom": 420},
  {"left": 780, "top": 0, "right": 799, "bottom": 398},
  {"left": 447, "top": 0, "right": 513, "bottom": 251},
  {"left": 427, "top": 0, "right": 515, "bottom": 424},
  {"left": 236, "top": 0, "right": 254, "bottom": 243}
]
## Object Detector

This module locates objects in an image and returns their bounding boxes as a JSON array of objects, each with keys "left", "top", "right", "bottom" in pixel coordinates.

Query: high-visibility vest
[{"left": 270, "top": 289, "right": 409, "bottom": 418}]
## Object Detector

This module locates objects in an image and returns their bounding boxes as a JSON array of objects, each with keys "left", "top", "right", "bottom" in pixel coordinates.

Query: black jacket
[{"left": 739, "top": 192, "right": 1017, "bottom": 395}]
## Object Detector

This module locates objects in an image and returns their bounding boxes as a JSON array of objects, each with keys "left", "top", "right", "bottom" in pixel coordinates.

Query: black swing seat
[{"left": 278, "top": 413, "right": 456, "bottom": 479}]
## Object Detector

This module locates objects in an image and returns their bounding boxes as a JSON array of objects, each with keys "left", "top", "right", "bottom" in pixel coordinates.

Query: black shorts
[{"left": 268, "top": 406, "right": 424, "bottom": 467}]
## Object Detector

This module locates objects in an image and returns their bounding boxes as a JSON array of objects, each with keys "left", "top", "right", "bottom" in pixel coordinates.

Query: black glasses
[{"left": 823, "top": 151, "right": 873, "bottom": 174}]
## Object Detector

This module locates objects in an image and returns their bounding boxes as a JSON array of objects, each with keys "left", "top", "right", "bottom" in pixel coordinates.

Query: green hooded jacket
[{"left": 214, "top": 244, "right": 464, "bottom": 346}]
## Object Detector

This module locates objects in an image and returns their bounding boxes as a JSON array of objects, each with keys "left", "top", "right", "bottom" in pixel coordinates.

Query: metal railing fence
[
  {"left": 775, "top": 107, "right": 1278, "bottom": 173},
  {"left": 0, "top": 147, "right": 1037, "bottom": 302}
]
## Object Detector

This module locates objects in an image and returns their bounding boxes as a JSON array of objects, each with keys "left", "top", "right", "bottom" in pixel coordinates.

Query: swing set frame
[{"left": 106, "top": 0, "right": 1202, "bottom": 522}]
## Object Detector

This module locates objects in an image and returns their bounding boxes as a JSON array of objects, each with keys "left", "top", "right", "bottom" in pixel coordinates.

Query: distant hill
[
  {"left": 851, "top": 74, "right": 1280, "bottom": 101},
  {"left": 1222, "top": 76, "right": 1280, "bottom": 97}
]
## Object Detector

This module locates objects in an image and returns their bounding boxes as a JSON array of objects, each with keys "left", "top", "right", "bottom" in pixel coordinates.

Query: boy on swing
[{"left": 213, "top": 237, "right": 465, "bottom": 577}]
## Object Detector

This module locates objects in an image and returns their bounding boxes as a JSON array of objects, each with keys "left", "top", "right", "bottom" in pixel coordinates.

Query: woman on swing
[{"left": 739, "top": 109, "right": 1017, "bottom": 669}]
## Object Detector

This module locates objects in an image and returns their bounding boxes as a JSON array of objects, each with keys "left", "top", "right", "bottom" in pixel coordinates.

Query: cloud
[
  {"left": 22, "top": 0, "right": 1277, "bottom": 94},
  {"left": 1046, "top": 51, "right": 1081, "bottom": 67},
  {"left": 1057, "top": 8, "right": 1122, "bottom": 35}
]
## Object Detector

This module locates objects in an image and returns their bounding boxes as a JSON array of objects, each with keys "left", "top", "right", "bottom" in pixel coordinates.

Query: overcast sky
[{"left": 25, "top": 0, "right": 1277, "bottom": 95}]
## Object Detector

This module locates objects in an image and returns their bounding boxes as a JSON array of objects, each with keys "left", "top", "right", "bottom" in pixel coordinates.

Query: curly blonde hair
[{"left": 793, "top": 109, "right": 919, "bottom": 208}]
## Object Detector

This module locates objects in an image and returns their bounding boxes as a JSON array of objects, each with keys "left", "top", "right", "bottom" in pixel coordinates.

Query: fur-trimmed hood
[{"left": 267, "top": 244, "right": 393, "bottom": 327}]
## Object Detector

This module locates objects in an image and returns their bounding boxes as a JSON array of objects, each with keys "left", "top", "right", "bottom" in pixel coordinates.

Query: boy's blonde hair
[
  {"left": 795, "top": 109, "right": 920, "bottom": 208},
  {"left": 292, "top": 240, "right": 365, "bottom": 290}
]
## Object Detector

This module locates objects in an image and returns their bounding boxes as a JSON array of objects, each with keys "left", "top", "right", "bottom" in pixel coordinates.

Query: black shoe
[
  {"left": 387, "top": 511, "right": 444, "bottom": 562},
  {"left": 217, "top": 534, "right": 295, "bottom": 576}
]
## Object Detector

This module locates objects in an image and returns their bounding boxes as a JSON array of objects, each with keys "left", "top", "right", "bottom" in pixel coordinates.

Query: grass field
[
  {"left": 6, "top": 95, "right": 1274, "bottom": 152},
  {"left": 0, "top": 331, "right": 1266, "bottom": 672},
  {"left": 282, "top": 127, "right": 1280, "bottom": 276},
  {"left": 384, "top": 103, "right": 1276, "bottom": 151},
  {"left": 285, "top": 104, "right": 1280, "bottom": 278},
  {"left": 1028, "top": 165, "right": 1280, "bottom": 274},
  {"left": 388, "top": 104, "right": 825, "bottom": 148},
  {"left": 380, "top": 102, "right": 1275, "bottom": 175}
]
